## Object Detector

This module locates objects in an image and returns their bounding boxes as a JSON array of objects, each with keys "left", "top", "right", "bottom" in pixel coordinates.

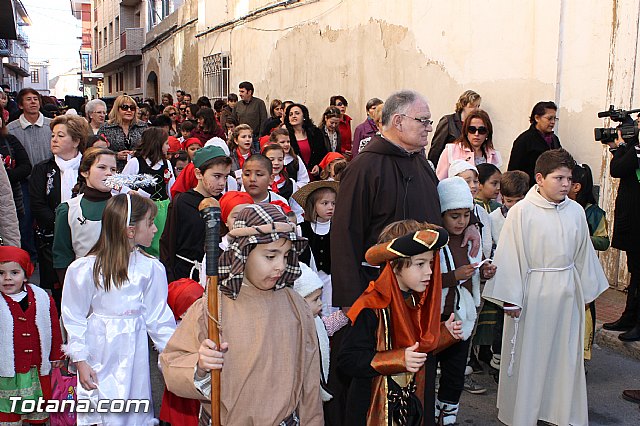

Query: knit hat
[
  {"left": 0, "top": 246, "right": 34, "bottom": 278},
  {"left": 438, "top": 176, "right": 474, "bottom": 213},
  {"left": 291, "top": 180, "right": 339, "bottom": 210},
  {"left": 220, "top": 191, "right": 254, "bottom": 224},
  {"left": 319, "top": 152, "right": 345, "bottom": 170},
  {"left": 183, "top": 137, "right": 204, "bottom": 150},
  {"left": 167, "top": 278, "right": 204, "bottom": 320},
  {"left": 218, "top": 203, "right": 308, "bottom": 299},
  {"left": 167, "top": 136, "right": 182, "bottom": 153},
  {"left": 193, "top": 145, "right": 226, "bottom": 168},
  {"left": 205, "top": 136, "right": 230, "bottom": 156},
  {"left": 293, "top": 262, "right": 324, "bottom": 298},
  {"left": 448, "top": 159, "right": 478, "bottom": 179}
]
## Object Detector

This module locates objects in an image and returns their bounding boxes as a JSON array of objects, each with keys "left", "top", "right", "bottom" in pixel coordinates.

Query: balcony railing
[
  {"left": 120, "top": 28, "right": 143, "bottom": 53},
  {"left": 0, "top": 39, "right": 9, "bottom": 56}
]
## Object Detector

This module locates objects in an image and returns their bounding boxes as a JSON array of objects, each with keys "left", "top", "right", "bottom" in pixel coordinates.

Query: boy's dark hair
[
  {"left": 534, "top": 148, "right": 576, "bottom": 177},
  {"left": 378, "top": 220, "right": 440, "bottom": 271},
  {"left": 476, "top": 163, "right": 501, "bottom": 184},
  {"left": 500, "top": 171, "right": 530, "bottom": 198},
  {"left": 330, "top": 95, "right": 348, "bottom": 107},
  {"left": 197, "top": 96, "right": 212, "bottom": 109},
  {"left": 239, "top": 81, "right": 254, "bottom": 93},
  {"left": 170, "top": 150, "right": 189, "bottom": 168},
  {"left": 197, "top": 155, "right": 232, "bottom": 174},
  {"left": 304, "top": 187, "right": 337, "bottom": 222},
  {"left": 227, "top": 93, "right": 238, "bottom": 102},
  {"left": 180, "top": 120, "right": 196, "bottom": 133},
  {"left": 136, "top": 127, "right": 168, "bottom": 164},
  {"left": 572, "top": 163, "right": 597, "bottom": 207},
  {"left": 243, "top": 154, "right": 273, "bottom": 175},
  {"left": 150, "top": 114, "right": 171, "bottom": 128},
  {"left": 213, "top": 99, "right": 226, "bottom": 112}
]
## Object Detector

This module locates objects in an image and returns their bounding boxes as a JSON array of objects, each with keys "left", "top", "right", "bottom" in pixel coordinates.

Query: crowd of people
[{"left": 0, "top": 81, "right": 639, "bottom": 426}]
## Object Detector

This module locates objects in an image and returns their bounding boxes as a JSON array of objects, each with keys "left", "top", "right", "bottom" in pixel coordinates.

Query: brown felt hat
[{"left": 291, "top": 180, "right": 339, "bottom": 209}]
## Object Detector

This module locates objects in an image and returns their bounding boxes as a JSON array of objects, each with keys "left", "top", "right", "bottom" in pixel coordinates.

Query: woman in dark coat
[
  {"left": 284, "top": 103, "right": 327, "bottom": 177},
  {"left": 507, "top": 101, "right": 561, "bottom": 185},
  {"left": 29, "top": 115, "right": 88, "bottom": 310}
]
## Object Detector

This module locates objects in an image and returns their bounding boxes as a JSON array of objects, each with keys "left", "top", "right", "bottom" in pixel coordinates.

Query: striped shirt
[{"left": 6, "top": 113, "right": 52, "bottom": 167}]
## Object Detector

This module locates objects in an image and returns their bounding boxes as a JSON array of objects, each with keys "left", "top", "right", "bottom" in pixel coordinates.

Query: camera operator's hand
[{"left": 607, "top": 129, "right": 625, "bottom": 149}]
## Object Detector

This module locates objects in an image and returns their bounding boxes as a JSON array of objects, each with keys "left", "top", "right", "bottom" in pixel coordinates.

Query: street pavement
[{"left": 148, "top": 341, "right": 640, "bottom": 425}]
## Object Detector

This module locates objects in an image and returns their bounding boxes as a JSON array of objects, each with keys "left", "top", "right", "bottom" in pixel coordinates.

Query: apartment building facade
[
  {"left": 0, "top": 0, "right": 31, "bottom": 92},
  {"left": 92, "top": 0, "right": 146, "bottom": 98}
]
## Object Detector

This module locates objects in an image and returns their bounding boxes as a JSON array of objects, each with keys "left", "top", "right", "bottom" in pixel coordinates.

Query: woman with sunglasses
[
  {"left": 435, "top": 109, "right": 502, "bottom": 180},
  {"left": 98, "top": 95, "right": 148, "bottom": 171},
  {"left": 163, "top": 105, "right": 180, "bottom": 136}
]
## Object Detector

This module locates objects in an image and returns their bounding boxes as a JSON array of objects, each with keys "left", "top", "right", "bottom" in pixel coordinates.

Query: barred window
[
  {"left": 31, "top": 69, "right": 39, "bottom": 84},
  {"left": 203, "top": 53, "right": 231, "bottom": 100}
]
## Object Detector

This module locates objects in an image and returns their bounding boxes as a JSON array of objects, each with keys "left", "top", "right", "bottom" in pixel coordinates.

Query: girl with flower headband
[
  {"left": 121, "top": 127, "right": 176, "bottom": 257},
  {"left": 61, "top": 193, "right": 176, "bottom": 425},
  {"left": 161, "top": 203, "right": 324, "bottom": 425}
]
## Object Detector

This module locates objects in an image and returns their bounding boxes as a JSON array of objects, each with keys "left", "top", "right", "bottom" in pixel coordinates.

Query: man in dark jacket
[
  {"left": 330, "top": 90, "right": 480, "bottom": 426},
  {"left": 507, "top": 101, "right": 561, "bottom": 185}
]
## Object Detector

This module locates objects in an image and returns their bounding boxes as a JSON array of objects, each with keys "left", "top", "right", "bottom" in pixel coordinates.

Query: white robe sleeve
[
  {"left": 573, "top": 210, "right": 609, "bottom": 304},
  {"left": 61, "top": 258, "right": 97, "bottom": 362},
  {"left": 296, "top": 155, "right": 310, "bottom": 186},
  {"left": 482, "top": 204, "right": 529, "bottom": 309},
  {"left": 143, "top": 259, "right": 177, "bottom": 352}
]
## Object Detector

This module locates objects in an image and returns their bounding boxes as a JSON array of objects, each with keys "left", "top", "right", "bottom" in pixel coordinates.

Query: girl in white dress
[{"left": 61, "top": 193, "right": 176, "bottom": 425}]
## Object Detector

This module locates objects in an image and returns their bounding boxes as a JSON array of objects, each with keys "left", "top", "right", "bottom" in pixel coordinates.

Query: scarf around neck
[{"left": 55, "top": 152, "right": 82, "bottom": 202}]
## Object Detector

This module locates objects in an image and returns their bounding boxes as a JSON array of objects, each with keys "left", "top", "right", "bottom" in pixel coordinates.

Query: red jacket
[
  {"left": 2, "top": 285, "right": 64, "bottom": 374},
  {"left": 338, "top": 114, "right": 353, "bottom": 153}
]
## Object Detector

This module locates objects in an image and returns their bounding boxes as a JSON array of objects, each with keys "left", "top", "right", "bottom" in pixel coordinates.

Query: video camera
[{"left": 594, "top": 105, "right": 640, "bottom": 144}]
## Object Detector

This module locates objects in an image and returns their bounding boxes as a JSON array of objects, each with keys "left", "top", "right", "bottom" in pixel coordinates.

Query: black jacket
[
  {"left": 0, "top": 133, "right": 32, "bottom": 214},
  {"left": 29, "top": 157, "right": 60, "bottom": 232},
  {"left": 508, "top": 124, "right": 561, "bottom": 186},
  {"left": 288, "top": 125, "right": 328, "bottom": 171},
  {"left": 427, "top": 112, "right": 462, "bottom": 166},
  {"left": 610, "top": 144, "right": 640, "bottom": 251}
]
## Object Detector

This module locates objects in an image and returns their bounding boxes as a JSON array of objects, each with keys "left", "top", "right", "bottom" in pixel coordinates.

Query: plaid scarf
[{"left": 218, "top": 203, "right": 308, "bottom": 299}]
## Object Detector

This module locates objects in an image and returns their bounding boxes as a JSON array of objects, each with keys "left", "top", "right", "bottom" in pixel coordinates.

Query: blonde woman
[{"left": 97, "top": 95, "right": 147, "bottom": 170}]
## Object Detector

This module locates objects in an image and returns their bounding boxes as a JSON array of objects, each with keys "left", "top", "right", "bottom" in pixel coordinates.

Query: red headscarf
[
  {"left": 220, "top": 191, "right": 254, "bottom": 224},
  {"left": 167, "top": 278, "right": 205, "bottom": 320},
  {"left": 167, "top": 136, "right": 182, "bottom": 153},
  {"left": 0, "top": 246, "right": 35, "bottom": 278},
  {"left": 183, "top": 137, "right": 203, "bottom": 150},
  {"left": 319, "top": 152, "right": 345, "bottom": 170}
]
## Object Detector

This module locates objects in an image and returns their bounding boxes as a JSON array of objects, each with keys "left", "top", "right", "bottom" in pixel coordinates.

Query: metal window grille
[{"left": 203, "top": 53, "right": 231, "bottom": 100}]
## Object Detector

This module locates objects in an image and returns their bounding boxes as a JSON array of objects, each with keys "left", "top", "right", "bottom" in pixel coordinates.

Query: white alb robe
[
  {"left": 482, "top": 186, "right": 608, "bottom": 426},
  {"left": 62, "top": 249, "right": 177, "bottom": 425}
]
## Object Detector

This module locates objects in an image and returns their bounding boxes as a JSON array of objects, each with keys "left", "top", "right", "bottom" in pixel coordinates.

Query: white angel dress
[{"left": 61, "top": 248, "right": 177, "bottom": 425}]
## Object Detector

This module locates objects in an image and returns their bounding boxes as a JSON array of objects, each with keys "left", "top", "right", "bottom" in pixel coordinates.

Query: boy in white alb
[{"left": 483, "top": 149, "right": 608, "bottom": 426}]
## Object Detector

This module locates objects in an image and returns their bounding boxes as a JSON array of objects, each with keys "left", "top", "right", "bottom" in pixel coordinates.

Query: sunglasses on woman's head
[
  {"left": 119, "top": 104, "right": 136, "bottom": 111},
  {"left": 468, "top": 126, "right": 488, "bottom": 135}
]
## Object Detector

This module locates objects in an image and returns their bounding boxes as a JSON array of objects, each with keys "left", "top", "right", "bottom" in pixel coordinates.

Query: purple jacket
[{"left": 351, "top": 118, "right": 378, "bottom": 158}]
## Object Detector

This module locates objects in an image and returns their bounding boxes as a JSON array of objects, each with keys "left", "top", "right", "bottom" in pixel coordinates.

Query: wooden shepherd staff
[{"left": 198, "top": 197, "right": 222, "bottom": 426}]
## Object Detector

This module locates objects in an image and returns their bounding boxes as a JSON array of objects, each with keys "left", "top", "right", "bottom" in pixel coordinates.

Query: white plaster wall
[{"left": 197, "top": 0, "right": 618, "bottom": 178}]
